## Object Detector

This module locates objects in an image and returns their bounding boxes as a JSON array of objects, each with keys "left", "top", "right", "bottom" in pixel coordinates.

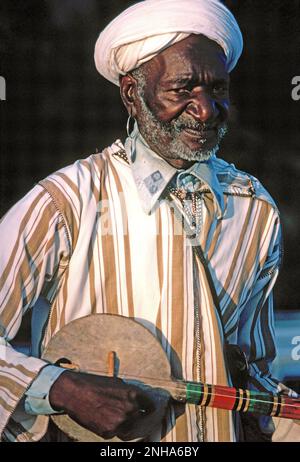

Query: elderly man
[{"left": 0, "top": 0, "right": 287, "bottom": 442}]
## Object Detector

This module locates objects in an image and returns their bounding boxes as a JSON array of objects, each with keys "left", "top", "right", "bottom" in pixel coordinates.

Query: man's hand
[{"left": 49, "top": 370, "right": 168, "bottom": 440}]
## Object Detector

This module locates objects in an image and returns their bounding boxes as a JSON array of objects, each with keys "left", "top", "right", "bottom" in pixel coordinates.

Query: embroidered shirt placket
[{"left": 168, "top": 187, "right": 206, "bottom": 441}]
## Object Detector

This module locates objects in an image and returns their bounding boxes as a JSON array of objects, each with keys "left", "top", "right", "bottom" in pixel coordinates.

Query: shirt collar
[
  {"left": 124, "top": 123, "right": 225, "bottom": 219},
  {"left": 124, "top": 123, "right": 176, "bottom": 214}
]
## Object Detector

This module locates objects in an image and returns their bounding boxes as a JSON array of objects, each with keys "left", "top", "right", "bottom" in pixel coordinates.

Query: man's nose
[{"left": 186, "top": 91, "right": 218, "bottom": 124}]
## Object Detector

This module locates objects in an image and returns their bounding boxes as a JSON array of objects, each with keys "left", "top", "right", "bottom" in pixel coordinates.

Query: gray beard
[{"left": 136, "top": 92, "right": 228, "bottom": 162}]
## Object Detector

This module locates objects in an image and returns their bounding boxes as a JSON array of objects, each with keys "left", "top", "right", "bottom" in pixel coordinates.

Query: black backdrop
[{"left": 1, "top": 0, "right": 300, "bottom": 311}]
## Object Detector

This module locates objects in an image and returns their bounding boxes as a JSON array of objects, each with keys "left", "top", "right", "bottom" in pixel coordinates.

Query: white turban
[{"left": 94, "top": 0, "right": 243, "bottom": 86}]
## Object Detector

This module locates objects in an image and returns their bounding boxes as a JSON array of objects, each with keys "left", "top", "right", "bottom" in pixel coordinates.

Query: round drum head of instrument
[{"left": 42, "top": 313, "right": 172, "bottom": 441}]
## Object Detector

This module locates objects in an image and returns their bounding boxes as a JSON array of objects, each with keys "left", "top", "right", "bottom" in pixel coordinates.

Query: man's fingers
[
  {"left": 101, "top": 430, "right": 117, "bottom": 440},
  {"left": 137, "top": 390, "right": 156, "bottom": 411},
  {"left": 127, "top": 388, "right": 156, "bottom": 414},
  {"left": 278, "top": 382, "right": 299, "bottom": 398}
]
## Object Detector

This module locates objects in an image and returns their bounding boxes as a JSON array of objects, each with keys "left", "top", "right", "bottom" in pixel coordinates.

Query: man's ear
[{"left": 120, "top": 74, "right": 138, "bottom": 117}]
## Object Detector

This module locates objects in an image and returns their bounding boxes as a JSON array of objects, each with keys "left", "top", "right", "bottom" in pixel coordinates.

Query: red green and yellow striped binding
[{"left": 185, "top": 382, "right": 300, "bottom": 419}]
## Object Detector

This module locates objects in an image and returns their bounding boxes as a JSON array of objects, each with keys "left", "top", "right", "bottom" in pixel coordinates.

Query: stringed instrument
[{"left": 42, "top": 313, "right": 300, "bottom": 442}]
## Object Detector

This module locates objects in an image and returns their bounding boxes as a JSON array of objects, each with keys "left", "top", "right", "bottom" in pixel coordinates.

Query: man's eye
[{"left": 171, "top": 88, "right": 189, "bottom": 94}]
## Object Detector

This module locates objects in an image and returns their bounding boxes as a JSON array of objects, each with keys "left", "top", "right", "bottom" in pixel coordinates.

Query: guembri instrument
[{"left": 42, "top": 314, "right": 300, "bottom": 442}]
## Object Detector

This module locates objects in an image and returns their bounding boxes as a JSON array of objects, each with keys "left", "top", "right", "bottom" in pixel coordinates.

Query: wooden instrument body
[{"left": 42, "top": 314, "right": 173, "bottom": 442}]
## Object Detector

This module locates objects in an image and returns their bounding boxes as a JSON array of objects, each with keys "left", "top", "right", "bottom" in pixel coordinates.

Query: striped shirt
[{"left": 0, "top": 135, "right": 281, "bottom": 441}]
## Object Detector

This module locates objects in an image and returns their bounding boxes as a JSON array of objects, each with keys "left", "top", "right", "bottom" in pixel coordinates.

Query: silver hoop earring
[{"left": 126, "top": 114, "right": 136, "bottom": 137}]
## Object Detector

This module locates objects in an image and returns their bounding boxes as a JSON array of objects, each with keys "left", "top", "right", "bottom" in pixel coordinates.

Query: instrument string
[{"left": 60, "top": 363, "right": 300, "bottom": 413}]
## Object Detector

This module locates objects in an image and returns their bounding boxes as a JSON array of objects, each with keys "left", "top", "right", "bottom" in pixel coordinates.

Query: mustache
[{"left": 172, "top": 117, "right": 219, "bottom": 133}]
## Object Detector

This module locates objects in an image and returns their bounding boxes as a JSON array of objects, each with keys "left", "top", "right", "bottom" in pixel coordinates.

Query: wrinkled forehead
[{"left": 139, "top": 34, "right": 229, "bottom": 85}]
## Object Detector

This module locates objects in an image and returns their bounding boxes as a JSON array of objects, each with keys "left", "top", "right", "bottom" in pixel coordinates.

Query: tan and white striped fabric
[{"left": 0, "top": 140, "right": 281, "bottom": 441}]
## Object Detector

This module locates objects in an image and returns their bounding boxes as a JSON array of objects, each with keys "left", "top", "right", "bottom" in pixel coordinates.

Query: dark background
[{"left": 0, "top": 0, "right": 300, "bottom": 311}]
